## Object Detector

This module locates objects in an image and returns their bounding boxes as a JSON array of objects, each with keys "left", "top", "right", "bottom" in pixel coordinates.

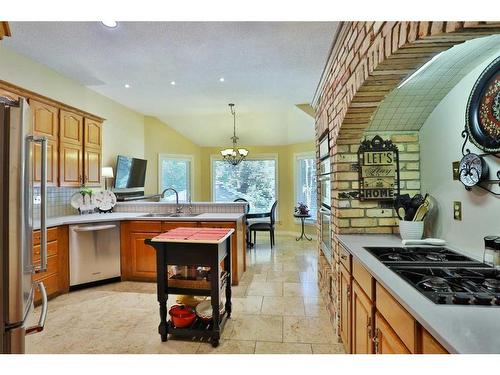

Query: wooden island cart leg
[
  {"left": 210, "top": 253, "right": 221, "bottom": 348},
  {"left": 156, "top": 245, "right": 168, "bottom": 342}
]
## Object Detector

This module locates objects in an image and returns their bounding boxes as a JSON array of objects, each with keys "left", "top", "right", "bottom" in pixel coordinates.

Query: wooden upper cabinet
[
  {"left": 339, "top": 264, "right": 352, "bottom": 354},
  {"left": 375, "top": 312, "right": 410, "bottom": 354},
  {"left": 84, "top": 146, "right": 101, "bottom": 186},
  {"left": 60, "top": 110, "right": 83, "bottom": 145},
  {"left": 30, "top": 100, "right": 59, "bottom": 186},
  {"left": 30, "top": 100, "right": 58, "bottom": 139},
  {"left": 84, "top": 118, "right": 102, "bottom": 149},
  {"left": 33, "top": 140, "right": 58, "bottom": 186},
  {"left": 59, "top": 142, "right": 83, "bottom": 187},
  {"left": 352, "top": 281, "right": 374, "bottom": 354},
  {"left": 82, "top": 117, "right": 102, "bottom": 187}
]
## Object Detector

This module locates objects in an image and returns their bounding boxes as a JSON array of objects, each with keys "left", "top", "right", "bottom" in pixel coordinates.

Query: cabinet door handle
[
  {"left": 372, "top": 328, "right": 380, "bottom": 354},
  {"left": 341, "top": 254, "right": 347, "bottom": 260}
]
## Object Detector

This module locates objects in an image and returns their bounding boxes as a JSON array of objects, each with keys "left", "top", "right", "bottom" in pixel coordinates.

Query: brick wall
[{"left": 314, "top": 21, "right": 500, "bottom": 340}]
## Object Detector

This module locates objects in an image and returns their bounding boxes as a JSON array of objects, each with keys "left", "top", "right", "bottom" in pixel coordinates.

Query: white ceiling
[
  {"left": 4, "top": 21, "right": 338, "bottom": 146},
  {"left": 368, "top": 35, "right": 500, "bottom": 132}
]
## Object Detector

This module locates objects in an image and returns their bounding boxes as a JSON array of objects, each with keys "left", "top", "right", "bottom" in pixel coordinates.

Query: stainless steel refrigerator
[{"left": 1, "top": 95, "right": 48, "bottom": 354}]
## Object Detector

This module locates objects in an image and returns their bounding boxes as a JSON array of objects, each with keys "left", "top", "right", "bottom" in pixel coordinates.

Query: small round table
[{"left": 294, "top": 213, "right": 312, "bottom": 241}]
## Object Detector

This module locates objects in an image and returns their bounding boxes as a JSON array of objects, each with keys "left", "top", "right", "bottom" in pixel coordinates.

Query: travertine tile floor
[{"left": 26, "top": 234, "right": 344, "bottom": 354}]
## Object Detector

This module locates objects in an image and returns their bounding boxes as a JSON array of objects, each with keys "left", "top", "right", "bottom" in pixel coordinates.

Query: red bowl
[{"left": 169, "top": 305, "right": 196, "bottom": 328}]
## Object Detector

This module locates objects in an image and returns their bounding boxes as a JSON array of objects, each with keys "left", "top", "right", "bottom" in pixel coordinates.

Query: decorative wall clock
[{"left": 465, "top": 56, "right": 500, "bottom": 153}]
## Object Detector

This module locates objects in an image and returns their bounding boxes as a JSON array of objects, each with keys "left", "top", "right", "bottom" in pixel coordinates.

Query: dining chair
[
  {"left": 234, "top": 198, "right": 251, "bottom": 246},
  {"left": 248, "top": 200, "right": 278, "bottom": 249}
]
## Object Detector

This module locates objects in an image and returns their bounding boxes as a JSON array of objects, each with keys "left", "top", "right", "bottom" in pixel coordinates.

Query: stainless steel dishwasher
[{"left": 69, "top": 221, "right": 121, "bottom": 287}]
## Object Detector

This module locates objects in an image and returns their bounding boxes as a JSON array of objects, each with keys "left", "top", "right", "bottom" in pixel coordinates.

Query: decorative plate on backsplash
[{"left": 466, "top": 56, "right": 500, "bottom": 153}]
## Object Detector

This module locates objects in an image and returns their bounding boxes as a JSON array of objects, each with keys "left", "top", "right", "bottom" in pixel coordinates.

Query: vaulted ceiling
[{"left": 4, "top": 22, "right": 338, "bottom": 146}]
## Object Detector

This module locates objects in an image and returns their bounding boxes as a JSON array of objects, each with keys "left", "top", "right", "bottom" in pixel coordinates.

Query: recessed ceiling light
[
  {"left": 219, "top": 77, "right": 225, "bottom": 82},
  {"left": 101, "top": 21, "right": 118, "bottom": 28},
  {"left": 170, "top": 81, "right": 176, "bottom": 86},
  {"left": 124, "top": 84, "right": 130, "bottom": 88}
]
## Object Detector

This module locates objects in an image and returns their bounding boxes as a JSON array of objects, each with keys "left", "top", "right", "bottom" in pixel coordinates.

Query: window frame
[
  {"left": 210, "top": 153, "right": 279, "bottom": 218},
  {"left": 294, "top": 151, "right": 317, "bottom": 224},
  {"left": 157, "top": 153, "right": 194, "bottom": 202}
]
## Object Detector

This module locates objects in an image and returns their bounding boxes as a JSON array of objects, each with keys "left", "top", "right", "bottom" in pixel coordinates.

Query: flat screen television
[{"left": 114, "top": 155, "right": 147, "bottom": 190}]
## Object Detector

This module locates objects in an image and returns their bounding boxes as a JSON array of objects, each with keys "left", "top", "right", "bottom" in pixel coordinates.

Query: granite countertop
[
  {"left": 337, "top": 234, "right": 500, "bottom": 354},
  {"left": 34, "top": 212, "right": 245, "bottom": 230}
]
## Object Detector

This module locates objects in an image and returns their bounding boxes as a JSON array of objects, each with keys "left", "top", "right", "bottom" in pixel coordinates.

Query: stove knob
[
  {"left": 436, "top": 294, "right": 447, "bottom": 304},
  {"left": 473, "top": 293, "right": 493, "bottom": 306},
  {"left": 452, "top": 292, "right": 471, "bottom": 305}
]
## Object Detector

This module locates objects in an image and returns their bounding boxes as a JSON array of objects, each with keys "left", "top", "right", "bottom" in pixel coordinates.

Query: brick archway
[
  {"left": 314, "top": 21, "right": 500, "bottom": 236},
  {"left": 314, "top": 21, "right": 500, "bottom": 338}
]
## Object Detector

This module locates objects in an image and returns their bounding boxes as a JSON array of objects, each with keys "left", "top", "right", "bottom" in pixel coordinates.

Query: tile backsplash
[
  {"left": 33, "top": 187, "right": 247, "bottom": 218},
  {"left": 33, "top": 187, "right": 80, "bottom": 218}
]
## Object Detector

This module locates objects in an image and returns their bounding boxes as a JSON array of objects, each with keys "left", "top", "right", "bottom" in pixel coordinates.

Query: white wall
[
  {"left": 0, "top": 46, "right": 145, "bottom": 167},
  {"left": 420, "top": 53, "right": 500, "bottom": 258}
]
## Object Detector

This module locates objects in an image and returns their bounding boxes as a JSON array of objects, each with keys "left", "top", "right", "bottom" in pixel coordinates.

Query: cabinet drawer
[
  {"left": 128, "top": 220, "right": 162, "bottom": 232},
  {"left": 353, "top": 258, "right": 374, "bottom": 300},
  {"left": 421, "top": 329, "right": 448, "bottom": 354},
  {"left": 34, "top": 272, "right": 59, "bottom": 302},
  {"left": 33, "top": 240, "right": 58, "bottom": 262},
  {"left": 162, "top": 221, "right": 199, "bottom": 231},
  {"left": 339, "top": 244, "right": 351, "bottom": 272},
  {"left": 376, "top": 283, "right": 417, "bottom": 353},
  {"left": 33, "top": 227, "right": 58, "bottom": 245},
  {"left": 33, "top": 254, "right": 58, "bottom": 281}
]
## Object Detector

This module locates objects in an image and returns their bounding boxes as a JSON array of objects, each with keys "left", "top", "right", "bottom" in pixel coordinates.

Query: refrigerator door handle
[
  {"left": 28, "top": 135, "right": 48, "bottom": 273},
  {"left": 25, "top": 282, "right": 48, "bottom": 335}
]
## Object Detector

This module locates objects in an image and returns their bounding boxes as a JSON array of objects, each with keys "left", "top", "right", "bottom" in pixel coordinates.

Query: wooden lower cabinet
[
  {"left": 339, "top": 263, "right": 352, "bottom": 353},
  {"left": 352, "top": 280, "right": 374, "bottom": 354},
  {"left": 375, "top": 312, "right": 410, "bottom": 354},
  {"left": 337, "top": 246, "right": 450, "bottom": 355},
  {"left": 128, "top": 231, "right": 161, "bottom": 281},
  {"left": 421, "top": 329, "right": 448, "bottom": 354},
  {"left": 32, "top": 226, "right": 69, "bottom": 304},
  {"left": 121, "top": 220, "right": 245, "bottom": 284}
]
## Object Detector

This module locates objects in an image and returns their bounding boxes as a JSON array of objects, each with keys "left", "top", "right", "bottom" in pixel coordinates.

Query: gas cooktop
[
  {"left": 364, "top": 246, "right": 480, "bottom": 266},
  {"left": 391, "top": 266, "right": 500, "bottom": 306},
  {"left": 363, "top": 246, "right": 499, "bottom": 306}
]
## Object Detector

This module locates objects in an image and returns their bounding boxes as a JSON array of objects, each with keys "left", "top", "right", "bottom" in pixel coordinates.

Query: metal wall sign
[{"left": 357, "top": 135, "right": 400, "bottom": 201}]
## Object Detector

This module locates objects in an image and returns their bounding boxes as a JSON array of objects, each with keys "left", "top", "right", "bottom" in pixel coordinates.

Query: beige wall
[
  {"left": 143, "top": 116, "right": 203, "bottom": 200},
  {"left": 0, "top": 46, "right": 145, "bottom": 168},
  {"left": 420, "top": 53, "right": 500, "bottom": 259}
]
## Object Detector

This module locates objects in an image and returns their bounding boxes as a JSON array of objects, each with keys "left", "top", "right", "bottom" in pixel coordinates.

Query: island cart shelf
[{"left": 145, "top": 227, "right": 234, "bottom": 348}]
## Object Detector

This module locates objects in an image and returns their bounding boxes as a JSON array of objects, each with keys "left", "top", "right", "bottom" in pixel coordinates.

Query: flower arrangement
[{"left": 294, "top": 202, "right": 310, "bottom": 215}]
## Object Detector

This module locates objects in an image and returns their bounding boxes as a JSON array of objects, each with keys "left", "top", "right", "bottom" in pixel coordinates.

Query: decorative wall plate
[
  {"left": 465, "top": 56, "right": 500, "bottom": 153},
  {"left": 458, "top": 153, "right": 489, "bottom": 188},
  {"left": 93, "top": 190, "right": 117, "bottom": 212}
]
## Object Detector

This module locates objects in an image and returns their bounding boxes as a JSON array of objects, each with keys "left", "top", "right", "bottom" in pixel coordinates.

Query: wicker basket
[{"left": 168, "top": 271, "right": 228, "bottom": 290}]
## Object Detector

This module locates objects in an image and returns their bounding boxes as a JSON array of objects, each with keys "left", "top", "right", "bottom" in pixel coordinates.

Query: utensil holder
[{"left": 399, "top": 220, "right": 424, "bottom": 240}]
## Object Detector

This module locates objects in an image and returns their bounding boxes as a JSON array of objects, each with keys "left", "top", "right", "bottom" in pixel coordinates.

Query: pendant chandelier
[{"left": 220, "top": 103, "right": 249, "bottom": 166}]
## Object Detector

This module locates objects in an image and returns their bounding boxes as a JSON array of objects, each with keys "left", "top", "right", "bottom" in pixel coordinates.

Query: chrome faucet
[{"left": 160, "top": 188, "right": 183, "bottom": 213}]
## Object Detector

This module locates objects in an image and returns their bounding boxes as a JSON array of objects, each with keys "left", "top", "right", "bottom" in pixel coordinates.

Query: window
[
  {"left": 295, "top": 153, "right": 317, "bottom": 221},
  {"left": 212, "top": 156, "right": 277, "bottom": 214},
  {"left": 158, "top": 154, "right": 193, "bottom": 202}
]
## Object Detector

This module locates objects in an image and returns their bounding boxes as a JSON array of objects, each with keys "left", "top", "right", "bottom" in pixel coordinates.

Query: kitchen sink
[{"left": 141, "top": 213, "right": 201, "bottom": 218}]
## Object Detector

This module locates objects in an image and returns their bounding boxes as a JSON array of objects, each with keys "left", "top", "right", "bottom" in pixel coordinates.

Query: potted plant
[{"left": 294, "top": 202, "right": 310, "bottom": 216}]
